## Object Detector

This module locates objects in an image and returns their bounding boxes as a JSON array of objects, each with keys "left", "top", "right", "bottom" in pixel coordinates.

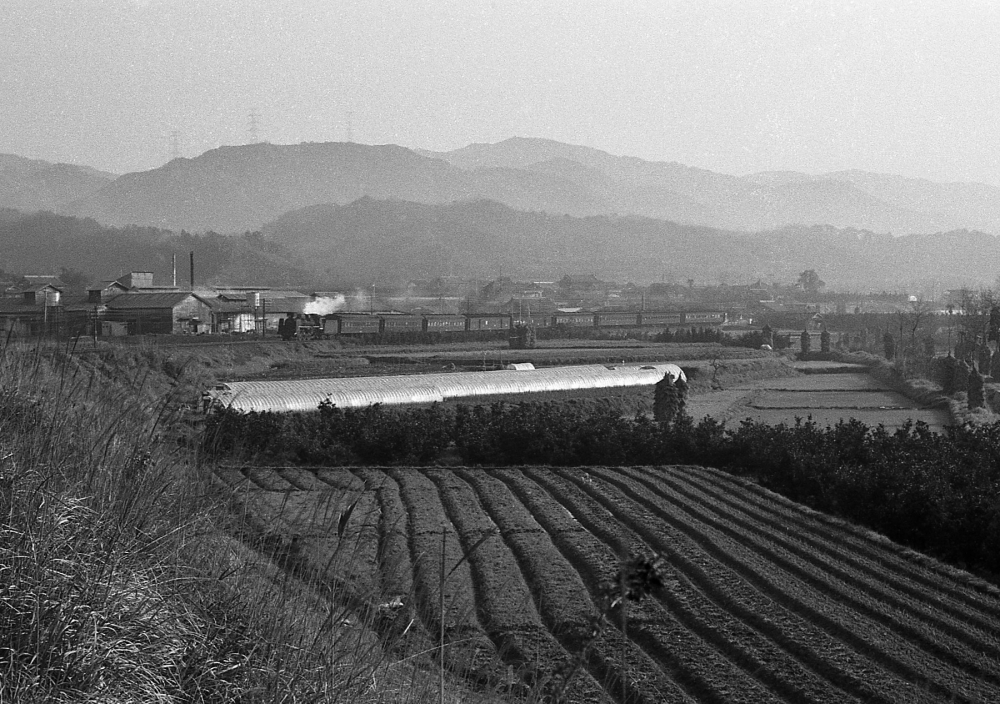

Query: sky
[{"left": 2, "top": 0, "right": 999, "bottom": 186}]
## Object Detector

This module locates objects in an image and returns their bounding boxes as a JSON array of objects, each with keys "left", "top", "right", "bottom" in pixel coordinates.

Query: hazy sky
[{"left": 2, "top": 0, "right": 999, "bottom": 186}]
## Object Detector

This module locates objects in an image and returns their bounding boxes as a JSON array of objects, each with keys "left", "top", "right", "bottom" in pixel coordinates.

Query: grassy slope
[
  {"left": 0, "top": 341, "right": 527, "bottom": 703},
  {"left": 13, "top": 338, "right": 767, "bottom": 703}
]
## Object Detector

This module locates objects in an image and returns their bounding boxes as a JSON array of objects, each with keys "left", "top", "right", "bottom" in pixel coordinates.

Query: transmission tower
[
  {"left": 248, "top": 110, "right": 261, "bottom": 144},
  {"left": 169, "top": 131, "right": 181, "bottom": 161}
]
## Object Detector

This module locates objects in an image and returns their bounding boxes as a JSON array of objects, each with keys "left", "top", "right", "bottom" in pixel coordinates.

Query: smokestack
[
  {"left": 189, "top": 251, "right": 194, "bottom": 290},
  {"left": 172, "top": 254, "right": 177, "bottom": 288}
]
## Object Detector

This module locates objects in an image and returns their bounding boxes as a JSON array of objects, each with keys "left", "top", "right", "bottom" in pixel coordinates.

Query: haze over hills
[
  {"left": 425, "top": 138, "right": 982, "bottom": 234},
  {"left": 263, "top": 197, "right": 1000, "bottom": 291},
  {"left": 0, "top": 154, "right": 116, "bottom": 213},
  {"left": 47, "top": 137, "right": 1000, "bottom": 236},
  {"left": 3, "top": 194, "right": 999, "bottom": 291},
  {"left": 0, "top": 209, "right": 312, "bottom": 288},
  {"left": 64, "top": 141, "right": 604, "bottom": 233}
]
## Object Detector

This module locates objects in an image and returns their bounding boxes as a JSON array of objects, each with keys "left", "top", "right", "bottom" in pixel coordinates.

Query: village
[{"left": 0, "top": 266, "right": 954, "bottom": 341}]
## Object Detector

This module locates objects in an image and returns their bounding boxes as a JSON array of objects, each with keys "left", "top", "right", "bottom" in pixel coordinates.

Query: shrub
[{"left": 969, "top": 370, "right": 986, "bottom": 409}]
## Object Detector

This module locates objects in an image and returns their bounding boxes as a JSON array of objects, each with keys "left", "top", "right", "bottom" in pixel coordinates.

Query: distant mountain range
[
  {"left": 0, "top": 154, "right": 116, "bottom": 212},
  {"left": 2, "top": 197, "right": 999, "bottom": 290},
  {"left": 4, "top": 137, "right": 998, "bottom": 237},
  {"left": 263, "top": 197, "right": 1000, "bottom": 290},
  {"left": 0, "top": 209, "right": 312, "bottom": 288}
]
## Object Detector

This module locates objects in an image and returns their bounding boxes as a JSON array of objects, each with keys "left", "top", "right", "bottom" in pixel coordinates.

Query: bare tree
[
  {"left": 956, "top": 288, "right": 997, "bottom": 361},
  {"left": 894, "top": 297, "right": 935, "bottom": 371}
]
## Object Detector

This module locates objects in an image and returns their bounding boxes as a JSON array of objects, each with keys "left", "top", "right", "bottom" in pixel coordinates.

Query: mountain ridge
[
  {"left": 261, "top": 196, "right": 1000, "bottom": 290},
  {"left": 0, "top": 153, "right": 117, "bottom": 213},
  {"left": 8, "top": 137, "right": 1000, "bottom": 237}
]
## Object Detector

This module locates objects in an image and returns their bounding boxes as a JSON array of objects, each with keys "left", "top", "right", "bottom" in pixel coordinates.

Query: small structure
[
  {"left": 103, "top": 292, "right": 214, "bottom": 335},
  {"left": 88, "top": 281, "right": 130, "bottom": 304},
  {"left": 0, "top": 280, "right": 66, "bottom": 336},
  {"left": 214, "top": 289, "right": 309, "bottom": 333}
]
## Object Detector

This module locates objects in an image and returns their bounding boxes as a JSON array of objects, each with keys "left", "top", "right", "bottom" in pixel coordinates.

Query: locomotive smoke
[{"left": 303, "top": 294, "right": 345, "bottom": 316}]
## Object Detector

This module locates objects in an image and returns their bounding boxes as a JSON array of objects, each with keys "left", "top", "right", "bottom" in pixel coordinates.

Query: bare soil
[{"left": 219, "top": 464, "right": 1000, "bottom": 703}]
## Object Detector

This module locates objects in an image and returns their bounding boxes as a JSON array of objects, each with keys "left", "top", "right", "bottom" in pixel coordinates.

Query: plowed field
[{"left": 216, "top": 464, "right": 1000, "bottom": 703}]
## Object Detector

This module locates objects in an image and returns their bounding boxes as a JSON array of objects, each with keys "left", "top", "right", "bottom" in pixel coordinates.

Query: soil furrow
[
  {"left": 545, "top": 467, "right": 937, "bottom": 704},
  {"left": 460, "top": 468, "right": 694, "bottom": 704},
  {"left": 422, "top": 468, "right": 609, "bottom": 702},
  {"left": 583, "top": 467, "right": 997, "bottom": 704},
  {"left": 527, "top": 468, "right": 885, "bottom": 704},
  {"left": 624, "top": 465, "right": 1000, "bottom": 669},
  {"left": 241, "top": 465, "right": 297, "bottom": 491},
  {"left": 275, "top": 466, "right": 324, "bottom": 490},
  {"left": 388, "top": 468, "right": 503, "bottom": 686},
  {"left": 494, "top": 468, "right": 852, "bottom": 704},
  {"left": 656, "top": 465, "right": 1000, "bottom": 635},
  {"left": 668, "top": 464, "right": 1000, "bottom": 616}
]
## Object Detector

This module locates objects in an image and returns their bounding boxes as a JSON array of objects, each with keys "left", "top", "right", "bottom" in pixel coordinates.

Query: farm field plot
[
  {"left": 688, "top": 372, "right": 950, "bottom": 431},
  {"left": 218, "top": 463, "right": 1000, "bottom": 703}
]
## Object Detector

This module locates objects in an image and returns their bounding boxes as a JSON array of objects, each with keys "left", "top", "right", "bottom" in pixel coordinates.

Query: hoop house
[{"left": 207, "top": 363, "right": 686, "bottom": 413}]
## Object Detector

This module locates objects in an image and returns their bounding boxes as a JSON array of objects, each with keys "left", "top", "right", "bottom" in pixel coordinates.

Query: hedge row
[{"left": 203, "top": 402, "right": 1000, "bottom": 578}]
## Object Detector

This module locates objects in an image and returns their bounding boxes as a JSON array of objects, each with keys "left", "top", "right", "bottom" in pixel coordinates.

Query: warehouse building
[{"left": 103, "top": 292, "right": 214, "bottom": 335}]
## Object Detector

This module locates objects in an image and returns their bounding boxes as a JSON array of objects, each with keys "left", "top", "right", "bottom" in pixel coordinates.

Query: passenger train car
[{"left": 315, "top": 311, "right": 725, "bottom": 337}]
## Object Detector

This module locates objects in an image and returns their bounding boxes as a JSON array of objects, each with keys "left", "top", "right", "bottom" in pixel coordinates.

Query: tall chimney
[
  {"left": 172, "top": 254, "right": 177, "bottom": 288},
  {"left": 189, "top": 251, "right": 195, "bottom": 290}
]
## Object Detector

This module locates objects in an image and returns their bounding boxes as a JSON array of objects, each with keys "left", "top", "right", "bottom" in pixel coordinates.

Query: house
[
  {"left": 0, "top": 280, "right": 68, "bottom": 337},
  {"left": 102, "top": 292, "right": 215, "bottom": 335},
  {"left": 0, "top": 298, "right": 60, "bottom": 337},
  {"left": 87, "top": 281, "right": 130, "bottom": 304}
]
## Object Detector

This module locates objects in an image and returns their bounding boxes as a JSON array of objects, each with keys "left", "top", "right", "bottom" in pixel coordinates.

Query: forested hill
[
  {"left": 5, "top": 201, "right": 1000, "bottom": 291},
  {"left": 64, "top": 142, "right": 605, "bottom": 233},
  {"left": 0, "top": 154, "right": 116, "bottom": 212},
  {"left": 0, "top": 209, "right": 313, "bottom": 288},
  {"left": 264, "top": 197, "right": 1000, "bottom": 290},
  {"left": 61, "top": 138, "right": 1000, "bottom": 236}
]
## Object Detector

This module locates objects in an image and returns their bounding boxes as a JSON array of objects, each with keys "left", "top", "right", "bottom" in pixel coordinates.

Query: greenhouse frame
[{"left": 205, "top": 363, "right": 686, "bottom": 413}]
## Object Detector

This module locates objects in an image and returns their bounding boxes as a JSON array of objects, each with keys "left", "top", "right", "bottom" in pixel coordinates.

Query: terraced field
[
  {"left": 687, "top": 372, "right": 951, "bottom": 431},
  {"left": 216, "top": 464, "right": 1000, "bottom": 703}
]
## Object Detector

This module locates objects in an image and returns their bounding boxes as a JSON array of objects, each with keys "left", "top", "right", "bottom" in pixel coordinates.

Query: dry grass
[{"left": 0, "top": 340, "right": 528, "bottom": 703}]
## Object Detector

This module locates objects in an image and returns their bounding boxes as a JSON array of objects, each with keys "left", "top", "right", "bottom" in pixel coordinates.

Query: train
[{"left": 304, "top": 310, "right": 725, "bottom": 337}]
